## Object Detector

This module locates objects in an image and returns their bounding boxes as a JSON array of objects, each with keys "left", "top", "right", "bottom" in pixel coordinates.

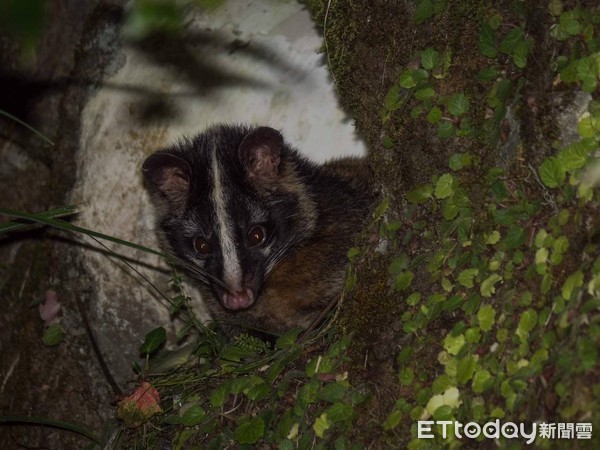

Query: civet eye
[
  {"left": 247, "top": 225, "right": 266, "bottom": 248},
  {"left": 193, "top": 237, "right": 212, "bottom": 255}
]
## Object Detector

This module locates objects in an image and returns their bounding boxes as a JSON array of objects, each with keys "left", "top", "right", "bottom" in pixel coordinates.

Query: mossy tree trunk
[{"left": 305, "top": 0, "right": 599, "bottom": 446}]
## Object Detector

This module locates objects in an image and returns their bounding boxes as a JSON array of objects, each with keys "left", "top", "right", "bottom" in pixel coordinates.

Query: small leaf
[
  {"left": 485, "top": 230, "right": 501, "bottom": 245},
  {"left": 480, "top": 274, "right": 502, "bottom": 298},
  {"left": 577, "top": 113, "right": 600, "bottom": 139},
  {"left": 437, "top": 121, "right": 455, "bottom": 138},
  {"left": 372, "top": 197, "right": 390, "bottom": 219},
  {"left": 42, "top": 323, "right": 63, "bottom": 346},
  {"left": 139, "top": 327, "right": 166, "bottom": 355},
  {"left": 561, "top": 271, "right": 584, "bottom": 300},
  {"left": 472, "top": 369, "right": 492, "bottom": 393},
  {"left": 414, "top": 0, "right": 435, "bottom": 24},
  {"left": 178, "top": 404, "right": 206, "bottom": 426},
  {"left": 399, "top": 367, "right": 414, "bottom": 386},
  {"left": 398, "top": 69, "right": 417, "bottom": 89},
  {"left": 318, "top": 383, "right": 347, "bottom": 403},
  {"left": 383, "top": 410, "right": 402, "bottom": 430},
  {"left": 415, "top": 87, "right": 436, "bottom": 100},
  {"left": 427, "top": 106, "right": 442, "bottom": 123},
  {"left": 326, "top": 403, "right": 355, "bottom": 423},
  {"left": 557, "top": 142, "right": 590, "bottom": 170},
  {"left": 449, "top": 153, "right": 472, "bottom": 171},
  {"left": 234, "top": 416, "right": 264, "bottom": 444},
  {"left": 539, "top": 157, "right": 566, "bottom": 188},
  {"left": 504, "top": 226, "right": 525, "bottom": 249},
  {"left": 499, "top": 28, "right": 525, "bottom": 55},
  {"left": 395, "top": 271, "right": 415, "bottom": 291},
  {"left": 407, "top": 184, "right": 434, "bottom": 204},
  {"left": 420, "top": 47, "right": 440, "bottom": 70},
  {"left": 517, "top": 309, "right": 537, "bottom": 340},
  {"left": 448, "top": 93, "right": 469, "bottom": 116},
  {"left": 435, "top": 174, "right": 454, "bottom": 199},
  {"left": 313, "top": 413, "right": 331, "bottom": 438},
  {"left": 477, "top": 66, "right": 499, "bottom": 81},
  {"left": 209, "top": 384, "right": 228, "bottom": 407},
  {"left": 389, "top": 254, "right": 410, "bottom": 274},
  {"left": 478, "top": 23, "right": 497, "bottom": 58},
  {"left": 477, "top": 304, "right": 496, "bottom": 332},
  {"left": 444, "top": 333, "right": 465, "bottom": 355},
  {"left": 458, "top": 268, "right": 479, "bottom": 288},
  {"left": 275, "top": 327, "right": 302, "bottom": 349},
  {"left": 457, "top": 355, "right": 477, "bottom": 384}
]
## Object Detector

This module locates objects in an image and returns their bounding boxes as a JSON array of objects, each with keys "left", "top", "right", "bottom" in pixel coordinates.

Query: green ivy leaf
[
  {"left": 313, "top": 413, "right": 331, "bottom": 438},
  {"left": 139, "top": 327, "right": 166, "bottom": 355},
  {"left": 318, "top": 383, "right": 347, "bottom": 403},
  {"left": 477, "top": 66, "right": 499, "bottom": 81},
  {"left": 326, "top": 403, "right": 355, "bottom": 423},
  {"left": 209, "top": 384, "right": 228, "bottom": 407},
  {"left": 478, "top": 23, "right": 497, "bottom": 58},
  {"left": 472, "top": 369, "right": 492, "bottom": 393},
  {"left": 395, "top": 271, "right": 415, "bottom": 291},
  {"left": 178, "top": 404, "right": 206, "bottom": 426},
  {"left": 457, "top": 355, "right": 477, "bottom": 384},
  {"left": 427, "top": 106, "right": 442, "bottom": 123},
  {"left": 389, "top": 254, "right": 410, "bottom": 274},
  {"left": 421, "top": 47, "right": 440, "bottom": 70},
  {"left": 234, "top": 416, "right": 264, "bottom": 444},
  {"left": 578, "top": 338, "right": 598, "bottom": 370},
  {"left": 578, "top": 113, "right": 600, "bottom": 138},
  {"left": 275, "top": 327, "right": 302, "bottom": 349},
  {"left": 373, "top": 197, "right": 390, "bottom": 220},
  {"left": 504, "top": 226, "right": 525, "bottom": 249},
  {"left": 485, "top": 230, "right": 501, "bottom": 245},
  {"left": 437, "top": 121, "right": 455, "bottom": 138},
  {"left": 414, "top": 0, "right": 435, "bottom": 24},
  {"left": 448, "top": 93, "right": 469, "bottom": 116},
  {"left": 407, "top": 184, "right": 434, "bottom": 204},
  {"left": 561, "top": 271, "right": 584, "bottom": 300},
  {"left": 399, "top": 367, "right": 415, "bottom": 386},
  {"left": 499, "top": 28, "right": 525, "bottom": 55},
  {"left": 480, "top": 274, "right": 502, "bottom": 298},
  {"left": 435, "top": 174, "right": 454, "bottom": 199},
  {"left": 477, "top": 304, "right": 496, "bottom": 332},
  {"left": 398, "top": 69, "right": 417, "bottom": 89},
  {"left": 512, "top": 39, "right": 529, "bottom": 68},
  {"left": 558, "top": 142, "right": 591, "bottom": 170},
  {"left": 415, "top": 87, "right": 436, "bottom": 100},
  {"left": 384, "top": 84, "right": 401, "bottom": 110},
  {"left": 458, "top": 268, "right": 479, "bottom": 288},
  {"left": 406, "top": 292, "right": 421, "bottom": 306},
  {"left": 383, "top": 409, "right": 402, "bottom": 430},
  {"left": 444, "top": 333, "right": 465, "bottom": 355},
  {"left": 539, "top": 157, "right": 566, "bottom": 188},
  {"left": 42, "top": 323, "right": 63, "bottom": 346},
  {"left": 449, "top": 153, "right": 472, "bottom": 171},
  {"left": 516, "top": 309, "right": 538, "bottom": 340}
]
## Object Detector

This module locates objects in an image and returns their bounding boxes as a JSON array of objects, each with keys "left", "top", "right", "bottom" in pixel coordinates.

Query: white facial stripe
[{"left": 211, "top": 147, "right": 242, "bottom": 291}]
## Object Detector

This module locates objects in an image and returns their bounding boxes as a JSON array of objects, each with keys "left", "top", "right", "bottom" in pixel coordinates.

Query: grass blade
[
  {"left": 0, "top": 415, "right": 102, "bottom": 444},
  {"left": 0, "top": 207, "right": 163, "bottom": 257},
  {"left": 0, "top": 109, "right": 55, "bottom": 145}
]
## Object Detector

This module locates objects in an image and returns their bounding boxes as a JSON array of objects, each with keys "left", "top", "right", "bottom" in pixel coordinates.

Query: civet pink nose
[{"left": 222, "top": 288, "right": 255, "bottom": 310}]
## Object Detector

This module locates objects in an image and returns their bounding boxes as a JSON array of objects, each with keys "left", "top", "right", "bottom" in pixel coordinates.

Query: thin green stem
[
  {"left": 0, "top": 415, "right": 102, "bottom": 445},
  {"left": 0, "top": 109, "right": 54, "bottom": 145}
]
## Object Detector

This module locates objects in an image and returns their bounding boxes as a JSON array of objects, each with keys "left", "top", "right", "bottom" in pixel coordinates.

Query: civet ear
[
  {"left": 142, "top": 152, "right": 191, "bottom": 208},
  {"left": 238, "top": 126, "right": 283, "bottom": 180}
]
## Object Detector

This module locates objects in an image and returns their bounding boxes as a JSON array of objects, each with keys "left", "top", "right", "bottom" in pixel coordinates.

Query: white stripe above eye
[{"left": 211, "top": 146, "right": 242, "bottom": 291}]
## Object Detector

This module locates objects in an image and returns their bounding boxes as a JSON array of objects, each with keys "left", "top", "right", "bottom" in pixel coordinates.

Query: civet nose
[{"left": 222, "top": 288, "right": 255, "bottom": 310}]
